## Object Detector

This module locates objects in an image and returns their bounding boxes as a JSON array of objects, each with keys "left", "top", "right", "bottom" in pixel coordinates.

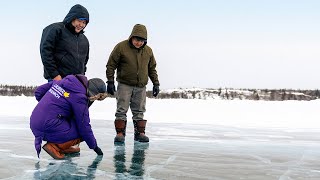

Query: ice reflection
[
  {"left": 3, "top": 116, "right": 320, "bottom": 179},
  {"left": 33, "top": 154, "right": 102, "bottom": 179},
  {"left": 87, "top": 156, "right": 103, "bottom": 178},
  {"left": 113, "top": 142, "right": 149, "bottom": 179},
  {"left": 114, "top": 144, "right": 126, "bottom": 174}
]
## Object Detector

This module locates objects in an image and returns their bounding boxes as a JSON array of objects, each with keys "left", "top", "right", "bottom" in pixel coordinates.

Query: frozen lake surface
[{"left": 1, "top": 116, "right": 320, "bottom": 179}]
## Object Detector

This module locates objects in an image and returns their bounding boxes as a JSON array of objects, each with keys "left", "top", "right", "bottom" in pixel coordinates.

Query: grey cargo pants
[{"left": 115, "top": 82, "right": 146, "bottom": 121}]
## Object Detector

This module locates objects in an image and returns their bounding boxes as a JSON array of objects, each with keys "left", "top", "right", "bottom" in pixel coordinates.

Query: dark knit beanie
[{"left": 87, "top": 78, "right": 106, "bottom": 97}]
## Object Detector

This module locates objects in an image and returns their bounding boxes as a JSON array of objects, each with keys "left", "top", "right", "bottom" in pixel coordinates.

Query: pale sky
[{"left": 1, "top": 0, "right": 319, "bottom": 89}]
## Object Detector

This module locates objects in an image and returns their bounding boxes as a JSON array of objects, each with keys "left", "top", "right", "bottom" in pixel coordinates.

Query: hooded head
[
  {"left": 87, "top": 78, "right": 107, "bottom": 107},
  {"left": 63, "top": 4, "right": 90, "bottom": 25},
  {"left": 129, "top": 24, "right": 148, "bottom": 47}
]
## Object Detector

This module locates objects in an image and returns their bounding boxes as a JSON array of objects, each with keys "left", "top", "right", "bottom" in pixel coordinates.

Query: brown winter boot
[
  {"left": 57, "top": 138, "right": 81, "bottom": 154},
  {"left": 114, "top": 119, "right": 127, "bottom": 143},
  {"left": 133, "top": 120, "right": 149, "bottom": 142},
  {"left": 42, "top": 142, "right": 65, "bottom": 160}
]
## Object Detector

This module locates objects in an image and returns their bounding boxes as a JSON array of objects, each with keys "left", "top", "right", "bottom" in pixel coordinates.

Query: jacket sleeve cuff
[{"left": 50, "top": 71, "right": 60, "bottom": 79}]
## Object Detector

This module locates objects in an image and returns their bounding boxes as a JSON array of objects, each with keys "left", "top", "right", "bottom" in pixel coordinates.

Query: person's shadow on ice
[
  {"left": 113, "top": 142, "right": 149, "bottom": 179},
  {"left": 33, "top": 154, "right": 103, "bottom": 179}
]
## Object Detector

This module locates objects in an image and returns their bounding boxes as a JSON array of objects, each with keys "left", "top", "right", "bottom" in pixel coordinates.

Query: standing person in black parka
[{"left": 40, "top": 4, "right": 90, "bottom": 81}]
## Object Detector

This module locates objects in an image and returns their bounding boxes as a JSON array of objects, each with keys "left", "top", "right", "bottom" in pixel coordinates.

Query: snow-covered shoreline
[{"left": 1, "top": 96, "right": 320, "bottom": 129}]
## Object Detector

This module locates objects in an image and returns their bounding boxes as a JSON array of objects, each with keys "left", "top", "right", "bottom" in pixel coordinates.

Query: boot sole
[
  {"left": 134, "top": 136, "right": 149, "bottom": 142},
  {"left": 134, "top": 140, "right": 149, "bottom": 143},
  {"left": 64, "top": 152, "right": 80, "bottom": 158},
  {"left": 114, "top": 136, "right": 125, "bottom": 143}
]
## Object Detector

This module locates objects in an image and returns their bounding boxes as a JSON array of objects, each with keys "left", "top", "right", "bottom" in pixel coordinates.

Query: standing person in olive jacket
[
  {"left": 106, "top": 24, "right": 160, "bottom": 143},
  {"left": 40, "top": 4, "right": 90, "bottom": 81}
]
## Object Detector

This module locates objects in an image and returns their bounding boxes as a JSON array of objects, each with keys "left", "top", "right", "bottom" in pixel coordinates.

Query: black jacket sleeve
[{"left": 40, "top": 24, "right": 61, "bottom": 79}]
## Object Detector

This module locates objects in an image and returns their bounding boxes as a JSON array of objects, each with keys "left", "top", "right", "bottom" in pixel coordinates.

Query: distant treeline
[
  {"left": 0, "top": 84, "right": 37, "bottom": 96},
  {"left": 0, "top": 84, "right": 319, "bottom": 101},
  {"left": 153, "top": 88, "right": 320, "bottom": 101}
]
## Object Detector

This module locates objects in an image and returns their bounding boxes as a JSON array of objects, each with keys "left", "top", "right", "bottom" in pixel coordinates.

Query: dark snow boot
[
  {"left": 133, "top": 120, "right": 149, "bottom": 142},
  {"left": 114, "top": 119, "right": 127, "bottom": 143}
]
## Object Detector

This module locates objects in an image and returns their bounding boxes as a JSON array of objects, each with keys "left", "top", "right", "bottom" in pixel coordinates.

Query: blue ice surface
[{"left": 1, "top": 116, "right": 320, "bottom": 179}]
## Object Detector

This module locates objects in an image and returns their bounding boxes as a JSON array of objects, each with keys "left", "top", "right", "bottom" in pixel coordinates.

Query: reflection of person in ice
[
  {"left": 33, "top": 155, "right": 103, "bottom": 179},
  {"left": 86, "top": 155, "right": 103, "bottom": 179},
  {"left": 129, "top": 143, "right": 149, "bottom": 176},
  {"left": 30, "top": 75, "right": 105, "bottom": 159},
  {"left": 114, "top": 144, "right": 126, "bottom": 175},
  {"left": 113, "top": 142, "right": 149, "bottom": 178}
]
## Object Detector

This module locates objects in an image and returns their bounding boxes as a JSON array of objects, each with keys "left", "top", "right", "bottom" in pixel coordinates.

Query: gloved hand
[
  {"left": 107, "top": 81, "right": 116, "bottom": 95},
  {"left": 153, "top": 85, "right": 160, "bottom": 97},
  {"left": 94, "top": 146, "right": 103, "bottom": 156}
]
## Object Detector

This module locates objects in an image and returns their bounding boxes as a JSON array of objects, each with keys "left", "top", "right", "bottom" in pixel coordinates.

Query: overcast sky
[{"left": 1, "top": 0, "right": 319, "bottom": 89}]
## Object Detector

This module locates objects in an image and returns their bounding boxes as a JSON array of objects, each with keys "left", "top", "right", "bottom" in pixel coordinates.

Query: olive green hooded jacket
[{"left": 106, "top": 24, "right": 160, "bottom": 87}]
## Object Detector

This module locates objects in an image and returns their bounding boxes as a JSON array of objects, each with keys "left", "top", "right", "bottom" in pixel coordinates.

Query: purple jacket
[{"left": 30, "top": 75, "right": 97, "bottom": 157}]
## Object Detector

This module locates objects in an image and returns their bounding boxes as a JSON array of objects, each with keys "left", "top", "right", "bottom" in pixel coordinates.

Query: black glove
[
  {"left": 153, "top": 85, "right": 160, "bottom": 97},
  {"left": 94, "top": 146, "right": 103, "bottom": 156},
  {"left": 107, "top": 81, "right": 116, "bottom": 95}
]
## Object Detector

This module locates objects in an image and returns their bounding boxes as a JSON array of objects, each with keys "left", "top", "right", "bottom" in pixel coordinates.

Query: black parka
[
  {"left": 106, "top": 24, "right": 160, "bottom": 87},
  {"left": 40, "top": 4, "right": 90, "bottom": 80}
]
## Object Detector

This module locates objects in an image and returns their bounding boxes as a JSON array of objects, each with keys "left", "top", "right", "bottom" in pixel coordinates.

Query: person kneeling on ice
[{"left": 30, "top": 75, "right": 106, "bottom": 159}]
